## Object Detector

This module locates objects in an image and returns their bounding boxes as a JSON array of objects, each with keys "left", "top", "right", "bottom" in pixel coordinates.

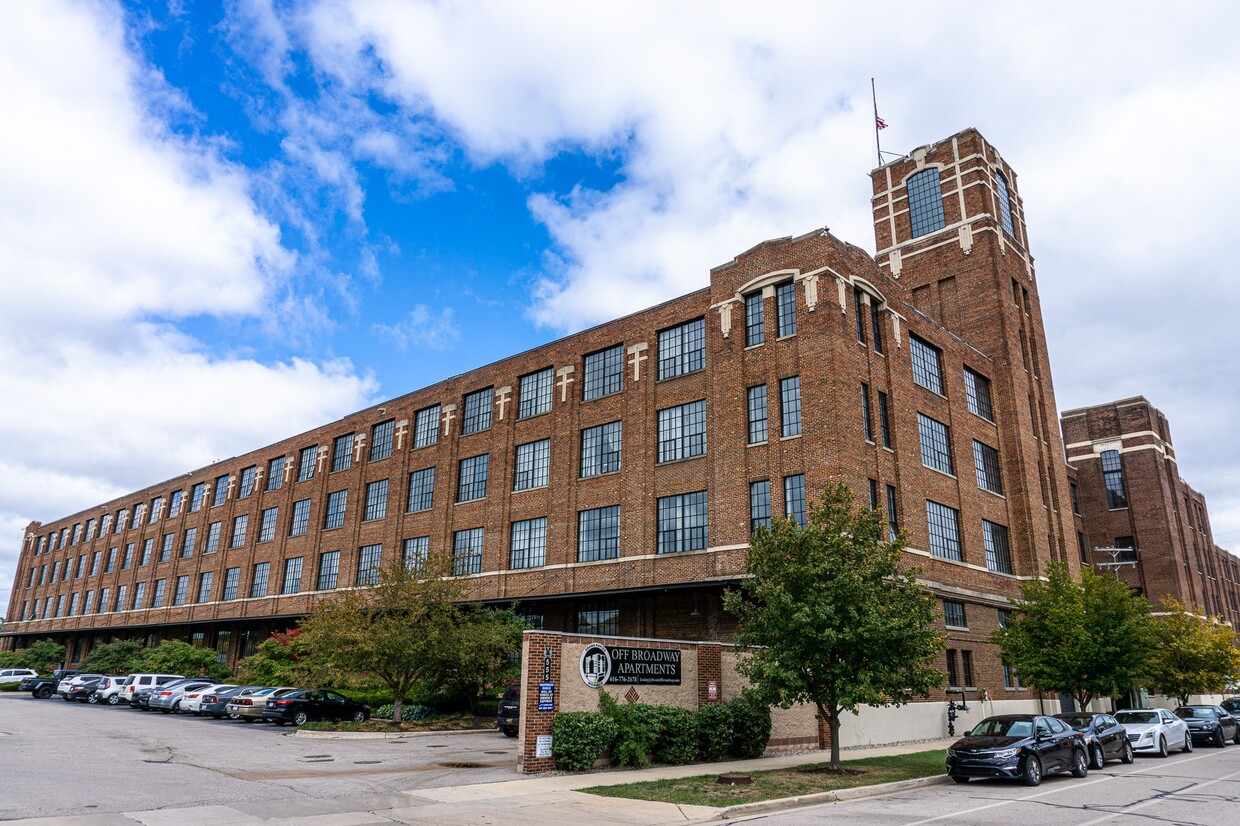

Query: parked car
[
  {"left": 149, "top": 681, "right": 215, "bottom": 713},
  {"left": 1054, "top": 712, "right": 1134, "bottom": 768},
  {"left": 58, "top": 673, "right": 102, "bottom": 700},
  {"left": 226, "top": 686, "right": 298, "bottom": 722},
  {"left": 497, "top": 685, "right": 520, "bottom": 737},
  {"left": 0, "top": 668, "right": 38, "bottom": 685},
  {"left": 92, "top": 676, "right": 132, "bottom": 705},
  {"left": 1221, "top": 698, "right": 1240, "bottom": 715},
  {"left": 1175, "top": 705, "right": 1240, "bottom": 747},
  {"left": 946, "top": 714, "right": 1088, "bottom": 786},
  {"left": 261, "top": 689, "right": 371, "bottom": 726},
  {"left": 1115, "top": 708, "right": 1193, "bottom": 757},
  {"left": 182, "top": 684, "right": 237, "bottom": 715},
  {"left": 199, "top": 685, "right": 263, "bottom": 720},
  {"left": 130, "top": 677, "right": 197, "bottom": 710},
  {"left": 65, "top": 676, "right": 104, "bottom": 702},
  {"left": 123, "top": 673, "right": 184, "bottom": 705},
  {"left": 19, "top": 669, "right": 78, "bottom": 698}
]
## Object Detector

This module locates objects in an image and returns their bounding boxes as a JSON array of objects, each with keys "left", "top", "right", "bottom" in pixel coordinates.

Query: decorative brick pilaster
[
  {"left": 817, "top": 712, "right": 832, "bottom": 751},
  {"left": 697, "top": 643, "right": 722, "bottom": 707},
  {"left": 518, "top": 631, "right": 562, "bottom": 773}
]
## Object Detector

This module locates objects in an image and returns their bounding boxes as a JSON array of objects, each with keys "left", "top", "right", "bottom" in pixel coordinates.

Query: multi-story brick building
[
  {"left": 3, "top": 128, "right": 1077, "bottom": 726},
  {"left": 1062, "top": 397, "right": 1240, "bottom": 627}
]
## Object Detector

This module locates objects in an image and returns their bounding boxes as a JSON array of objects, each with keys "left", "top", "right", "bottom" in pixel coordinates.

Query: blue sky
[{"left": 3, "top": 0, "right": 1240, "bottom": 615}]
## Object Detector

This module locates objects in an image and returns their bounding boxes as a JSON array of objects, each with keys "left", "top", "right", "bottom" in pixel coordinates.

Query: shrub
[
  {"left": 552, "top": 711, "right": 618, "bottom": 771},
  {"left": 728, "top": 691, "right": 772, "bottom": 759},
  {"left": 374, "top": 703, "right": 435, "bottom": 721},
  {"left": 605, "top": 701, "right": 662, "bottom": 767},
  {"left": 695, "top": 703, "right": 733, "bottom": 762},
  {"left": 653, "top": 706, "right": 698, "bottom": 765}
]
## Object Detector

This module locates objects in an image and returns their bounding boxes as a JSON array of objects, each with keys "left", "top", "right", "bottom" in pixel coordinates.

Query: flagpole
[{"left": 871, "top": 78, "right": 881, "bottom": 167}]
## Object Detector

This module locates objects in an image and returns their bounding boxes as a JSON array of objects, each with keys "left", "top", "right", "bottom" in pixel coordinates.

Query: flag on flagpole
[{"left": 876, "top": 115, "right": 888, "bottom": 130}]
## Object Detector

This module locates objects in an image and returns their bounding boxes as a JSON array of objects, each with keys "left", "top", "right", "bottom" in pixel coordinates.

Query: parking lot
[{"left": 0, "top": 692, "right": 519, "bottom": 821}]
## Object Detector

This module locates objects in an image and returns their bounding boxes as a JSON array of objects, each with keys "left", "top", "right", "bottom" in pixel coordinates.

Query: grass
[
  {"left": 580, "top": 749, "right": 946, "bottom": 807},
  {"left": 299, "top": 712, "right": 497, "bottom": 733}
]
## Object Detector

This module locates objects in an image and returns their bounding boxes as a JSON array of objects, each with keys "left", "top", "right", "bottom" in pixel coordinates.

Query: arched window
[
  {"left": 995, "top": 170, "right": 1015, "bottom": 236},
  {"left": 907, "top": 168, "right": 946, "bottom": 238}
]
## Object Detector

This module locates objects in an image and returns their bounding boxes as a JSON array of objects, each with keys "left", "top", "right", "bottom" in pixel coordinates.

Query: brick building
[
  {"left": 1062, "top": 397, "right": 1240, "bottom": 627},
  {"left": 3, "top": 128, "right": 1077, "bottom": 728}
]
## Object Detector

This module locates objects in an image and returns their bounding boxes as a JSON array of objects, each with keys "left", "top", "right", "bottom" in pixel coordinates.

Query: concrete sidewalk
[{"left": 7, "top": 740, "right": 952, "bottom": 825}]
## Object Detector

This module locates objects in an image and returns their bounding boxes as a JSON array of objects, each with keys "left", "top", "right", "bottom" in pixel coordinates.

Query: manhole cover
[
  {"left": 354, "top": 760, "right": 381, "bottom": 764},
  {"left": 441, "top": 761, "right": 486, "bottom": 769},
  {"left": 425, "top": 744, "right": 447, "bottom": 748},
  {"left": 141, "top": 759, "right": 170, "bottom": 764}
]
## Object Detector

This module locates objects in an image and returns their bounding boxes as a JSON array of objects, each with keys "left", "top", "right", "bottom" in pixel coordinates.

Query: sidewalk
[{"left": 7, "top": 740, "right": 953, "bottom": 826}]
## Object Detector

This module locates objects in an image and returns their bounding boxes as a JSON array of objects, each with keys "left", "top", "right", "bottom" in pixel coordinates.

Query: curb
[
  {"left": 293, "top": 727, "right": 504, "bottom": 740},
  {"left": 714, "top": 774, "right": 949, "bottom": 819}
]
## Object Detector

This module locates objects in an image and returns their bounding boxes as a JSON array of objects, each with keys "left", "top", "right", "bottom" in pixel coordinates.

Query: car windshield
[
  {"left": 970, "top": 718, "right": 1032, "bottom": 737},
  {"left": 1176, "top": 707, "right": 1217, "bottom": 719},
  {"left": 1059, "top": 716, "right": 1094, "bottom": 732},
  {"left": 1116, "top": 711, "right": 1158, "bottom": 724}
]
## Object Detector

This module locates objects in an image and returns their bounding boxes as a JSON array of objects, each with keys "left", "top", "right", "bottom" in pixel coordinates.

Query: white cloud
[{"left": 372, "top": 305, "right": 461, "bottom": 351}]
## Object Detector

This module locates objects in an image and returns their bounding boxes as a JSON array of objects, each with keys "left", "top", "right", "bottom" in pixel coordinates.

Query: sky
[{"left": 3, "top": 0, "right": 1240, "bottom": 616}]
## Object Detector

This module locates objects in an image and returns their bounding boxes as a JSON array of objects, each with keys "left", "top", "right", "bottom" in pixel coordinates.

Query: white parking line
[{"left": 1072, "top": 764, "right": 1240, "bottom": 826}]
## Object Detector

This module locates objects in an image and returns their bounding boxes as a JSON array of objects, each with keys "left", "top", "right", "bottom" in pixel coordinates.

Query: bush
[
  {"left": 653, "top": 706, "right": 698, "bottom": 765},
  {"left": 552, "top": 712, "right": 618, "bottom": 771},
  {"left": 695, "top": 703, "right": 733, "bottom": 762},
  {"left": 597, "top": 692, "right": 662, "bottom": 767},
  {"left": 375, "top": 703, "right": 435, "bottom": 721},
  {"left": 0, "top": 682, "right": 21, "bottom": 693},
  {"left": 728, "top": 691, "right": 772, "bottom": 759}
]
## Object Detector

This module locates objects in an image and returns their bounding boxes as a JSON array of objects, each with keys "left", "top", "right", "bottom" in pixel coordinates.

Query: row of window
[{"left": 905, "top": 167, "right": 1016, "bottom": 241}]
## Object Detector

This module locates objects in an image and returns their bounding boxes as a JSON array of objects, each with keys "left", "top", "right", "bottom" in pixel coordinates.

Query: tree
[
  {"left": 723, "top": 483, "right": 945, "bottom": 770},
  {"left": 78, "top": 640, "right": 146, "bottom": 675},
  {"left": 436, "top": 607, "right": 526, "bottom": 713},
  {"left": 0, "top": 639, "right": 65, "bottom": 672},
  {"left": 141, "top": 640, "right": 231, "bottom": 680},
  {"left": 1144, "top": 598, "right": 1240, "bottom": 706},
  {"left": 994, "top": 563, "right": 1152, "bottom": 709}
]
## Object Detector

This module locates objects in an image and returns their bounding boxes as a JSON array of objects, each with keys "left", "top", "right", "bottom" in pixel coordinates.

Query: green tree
[
  {"left": 235, "top": 629, "right": 343, "bottom": 687},
  {"left": 724, "top": 483, "right": 945, "bottom": 770},
  {"left": 1144, "top": 598, "right": 1240, "bottom": 706},
  {"left": 436, "top": 607, "right": 526, "bottom": 713},
  {"left": 141, "top": 640, "right": 231, "bottom": 680},
  {"left": 994, "top": 563, "right": 1152, "bottom": 709},
  {"left": 23, "top": 639, "right": 68, "bottom": 673},
  {"left": 78, "top": 640, "right": 146, "bottom": 675}
]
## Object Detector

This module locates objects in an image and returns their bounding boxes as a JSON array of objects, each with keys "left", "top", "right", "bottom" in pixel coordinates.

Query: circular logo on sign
[{"left": 579, "top": 643, "right": 612, "bottom": 689}]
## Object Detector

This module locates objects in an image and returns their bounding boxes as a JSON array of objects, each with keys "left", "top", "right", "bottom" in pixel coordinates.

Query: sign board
[
  {"left": 542, "top": 646, "right": 552, "bottom": 682},
  {"left": 537, "top": 681, "right": 555, "bottom": 711},
  {"left": 580, "top": 643, "right": 682, "bottom": 687},
  {"left": 708, "top": 680, "right": 718, "bottom": 700},
  {"left": 535, "top": 735, "right": 553, "bottom": 759}
]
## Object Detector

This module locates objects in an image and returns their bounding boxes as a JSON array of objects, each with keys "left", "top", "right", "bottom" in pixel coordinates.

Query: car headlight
[{"left": 991, "top": 748, "right": 1021, "bottom": 760}]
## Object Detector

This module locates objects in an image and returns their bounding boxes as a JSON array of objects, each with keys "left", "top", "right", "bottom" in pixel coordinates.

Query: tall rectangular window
[
  {"left": 131, "top": 582, "right": 145, "bottom": 611},
  {"left": 196, "top": 572, "right": 213, "bottom": 604},
  {"left": 907, "top": 167, "right": 946, "bottom": 238},
  {"left": 854, "top": 288, "right": 867, "bottom": 343},
  {"left": 189, "top": 482, "right": 205, "bottom": 512},
  {"left": 983, "top": 520, "right": 1013, "bottom": 574},
  {"left": 249, "top": 562, "right": 270, "bottom": 598},
  {"left": 222, "top": 568, "right": 240, "bottom": 601},
  {"left": 56, "top": 594, "right": 66, "bottom": 617},
  {"left": 744, "top": 291, "right": 764, "bottom": 346},
  {"left": 259, "top": 507, "right": 278, "bottom": 542},
  {"left": 784, "top": 474, "right": 807, "bottom": 526},
  {"left": 131, "top": 505, "right": 144, "bottom": 529},
  {"left": 462, "top": 387, "right": 494, "bottom": 435},
  {"left": 403, "top": 537, "right": 429, "bottom": 573},
  {"left": 877, "top": 391, "right": 892, "bottom": 448},
  {"left": 414, "top": 405, "right": 440, "bottom": 448},
  {"left": 289, "top": 499, "right": 311, "bottom": 536},
  {"left": 509, "top": 517, "right": 547, "bottom": 569},
  {"left": 205, "top": 521, "right": 222, "bottom": 553},
  {"left": 407, "top": 467, "right": 435, "bottom": 512},
  {"left": 115, "top": 508, "right": 127, "bottom": 532},
  {"left": 85, "top": 518, "right": 96, "bottom": 540},
  {"left": 886, "top": 485, "right": 899, "bottom": 541},
  {"left": 780, "top": 376, "right": 802, "bottom": 437},
  {"left": 363, "top": 479, "right": 389, "bottom": 521},
  {"left": 973, "top": 440, "right": 1003, "bottom": 494},
  {"left": 181, "top": 527, "right": 197, "bottom": 558},
  {"left": 578, "top": 506, "right": 620, "bottom": 562},
  {"left": 657, "top": 400, "right": 706, "bottom": 463},
  {"left": 90, "top": 550, "right": 101, "bottom": 575},
  {"left": 910, "top": 335, "right": 945, "bottom": 395},
  {"left": 104, "top": 547, "right": 117, "bottom": 572},
  {"left": 111, "top": 587, "right": 124, "bottom": 612},
  {"left": 514, "top": 439, "right": 551, "bottom": 491},
  {"left": 370, "top": 419, "right": 395, "bottom": 461},
  {"left": 747, "top": 385, "right": 768, "bottom": 444},
  {"left": 457, "top": 454, "right": 489, "bottom": 502},
  {"left": 918, "top": 413, "right": 954, "bottom": 474},
  {"left": 776, "top": 281, "right": 796, "bottom": 337},
  {"left": 160, "top": 534, "right": 173, "bottom": 562},
  {"left": 926, "top": 500, "right": 963, "bottom": 561},
  {"left": 212, "top": 476, "right": 228, "bottom": 506},
  {"left": 657, "top": 318, "right": 706, "bottom": 380},
  {"left": 861, "top": 383, "right": 874, "bottom": 442},
  {"left": 238, "top": 466, "right": 256, "bottom": 498},
  {"left": 943, "top": 600, "right": 967, "bottom": 629},
  {"left": 99, "top": 514, "right": 111, "bottom": 537},
  {"left": 298, "top": 445, "right": 317, "bottom": 481},
  {"left": 518, "top": 367, "right": 554, "bottom": 419},
  {"left": 962, "top": 650, "right": 975, "bottom": 687},
  {"left": 581, "top": 421, "right": 622, "bottom": 477},
  {"left": 231, "top": 514, "right": 248, "bottom": 548},
  {"left": 453, "top": 528, "right": 484, "bottom": 575},
  {"left": 322, "top": 489, "right": 348, "bottom": 529},
  {"left": 169, "top": 490, "right": 183, "bottom": 518},
  {"left": 356, "top": 544, "right": 382, "bottom": 586},
  {"left": 964, "top": 367, "right": 994, "bottom": 421},
  {"left": 332, "top": 433, "right": 354, "bottom": 472},
  {"left": 869, "top": 478, "right": 879, "bottom": 510},
  {"left": 317, "top": 551, "right": 340, "bottom": 591},
  {"left": 1101, "top": 450, "right": 1128, "bottom": 509},
  {"left": 657, "top": 491, "right": 708, "bottom": 554},
  {"left": 151, "top": 580, "right": 165, "bottom": 609},
  {"left": 995, "top": 170, "right": 1015, "bottom": 236},
  {"left": 173, "top": 576, "right": 189, "bottom": 606},
  {"left": 282, "top": 557, "right": 303, "bottom": 594},
  {"left": 267, "top": 456, "right": 285, "bottom": 490},
  {"left": 582, "top": 345, "right": 624, "bottom": 400},
  {"left": 870, "top": 301, "right": 884, "bottom": 354},
  {"left": 140, "top": 538, "right": 153, "bottom": 566},
  {"left": 750, "top": 480, "right": 771, "bottom": 532}
]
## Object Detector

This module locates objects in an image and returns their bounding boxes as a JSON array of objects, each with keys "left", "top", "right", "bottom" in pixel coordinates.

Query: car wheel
[
  {"left": 1157, "top": 734, "right": 1168, "bottom": 757},
  {"left": 503, "top": 727, "right": 518, "bottom": 738},
  {"left": 241, "top": 716, "right": 255, "bottom": 723},
  {"left": 294, "top": 711, "right": 309, "bottom": 726},
  {"left": 351, "top": 710, "right": 366, "bottom": 723},
  {"left": 1021, "top": 754, "right": 1042, "bottom": 786},
  {"left": 212, "top": 713, "right": 224, "bottom": 720},
  {"left": 1233, "top": 728, "right": 1240, "bottom": 745},
  {"left": 1121, "top": 741, "right": 1134, "bottom": 764},
  {"left": 62, "top": 696, "right": 72, "bottom": 702},
  {"left": 108, "top": 694, "right": 120, "bottom": 706},
  {"left": 1090, "top": 744, "right": 1105, "bottom": 770},
  {"left": 1071, "top": 748, "right": 1088, "bottom": 778},
  {"left": 1214, "top": 728, "right": 1226, "bottom": 748},
  {"left": 160, "top": 707, "right": 171, "bottom": 714},
  {"left": 172, "top": 701, "right": 181, "bottom": 714},
  {"left": 35, "top": 686, "right": 52, "bottom": 699},
  {"left": 951, "top": 774, "right": 970, "bottom": 784},
  {"left": 1182, "top": 732, "right": 1192, "bottom": 753},
  {"left": 87, "top": 694, "right": 100, "bottom": 705}
]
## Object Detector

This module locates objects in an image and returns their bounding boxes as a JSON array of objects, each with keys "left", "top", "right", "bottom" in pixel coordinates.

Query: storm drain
[
  {"left": 425, "top": 744, "right": 447, "bottom": 748},
  {"left": 354, "top": 760, "right": 382, "bottom": 764},
  {"left": 484, "top": 751, "right": 508, "bottom": 755},
  {"left": 440, "top": 761, "right": 486, "bottom": 769},
  {"left": 302, "top": 754, "right": 331, "bottom": 758}
]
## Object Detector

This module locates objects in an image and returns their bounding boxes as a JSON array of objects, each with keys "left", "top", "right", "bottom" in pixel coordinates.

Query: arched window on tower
[
  {"left": 907, "top": 168, "right": 946, "bottom": 238},
  {"left": 995, "top": 170, "right": 1015, "bottom": 236}
]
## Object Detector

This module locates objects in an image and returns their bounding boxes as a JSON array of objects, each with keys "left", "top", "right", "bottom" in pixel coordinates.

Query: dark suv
[{"left": 497, "top": 685, "right": 520, "bottom": 737}]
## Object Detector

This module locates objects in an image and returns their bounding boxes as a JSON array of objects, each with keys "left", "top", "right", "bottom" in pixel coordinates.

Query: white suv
[
  {"left": 0, "top": 668, "right": 38, "bottom": 684},
  {"left": 94, "top": 676, "right": 132, "bottom": 705},
  {"left": 123, "top": 673, "right": 183, "bottom": 703}
]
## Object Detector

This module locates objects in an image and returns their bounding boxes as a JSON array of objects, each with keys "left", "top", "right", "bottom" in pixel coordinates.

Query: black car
[
  {"left": 497, "top": 685, "right": 520, "bottom": 737},
  {"left": 1220, "top": 698, "right": 1240, "bottom": 716},
  {"left": 1175, "top": 705, "right": 1240, "bottom": 747},
  {"left": 65, "top": 677, "right": 104, "bottom": 703},
  {"left": 260, "top": 689, "right": 370, "bottom": 726},
  {"left": 1055, "top": 712, "right": 1134, "bottom": 768},
  {"left": 947, "top": 714, "right": 1088, "bottom": 786}
]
